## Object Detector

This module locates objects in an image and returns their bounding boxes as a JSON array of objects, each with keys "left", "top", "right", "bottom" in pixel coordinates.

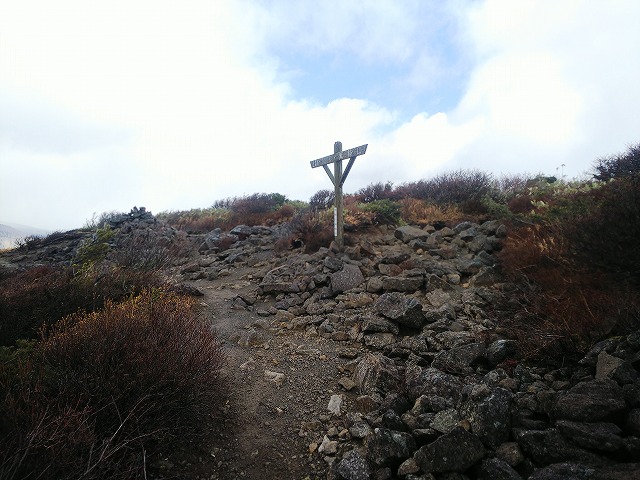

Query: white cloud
[{"left": 1, "top": 0, "right": 639, "bottom": 230}]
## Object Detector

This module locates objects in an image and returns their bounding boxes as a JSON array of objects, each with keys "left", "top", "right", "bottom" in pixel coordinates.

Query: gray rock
[
  {"left": 528, "top": 462, "right": 595, "bottom": 480},
  {"left": 478, "top": 458, "right": 523, "bottom": 480},
  {"left": 229, "top": 224, "right": 253, "bottom": 239},
  {"left": 336, "top": 450, "right": 371, "bottom": 480},
  {"left": 431, "top": 342, "right": 487, "bottom": 374},
  {"left": 374, "top": 292, "right": 426, "bottom": 329},
  {"left": 424, "top": 289, "right": 452, "bottom": 308},
  {"left": 395, "top": 225, "right": 430, "bottom": 243},
  {"left": 592, "top": 464, "right": 640, "bottom": 480},
  {"left": 551, "top": 379, "right": 626, "bottom": 422},
  {"left": 364, "top": 333, "right": 397, "bottom": 350},
  {"left": 405, "top": 366, "right": 464, "bottom": 403},
  {"left": 486, "top": 339, "right": 518, "bottom": 366},
  {"left": 367, "top": 276, "right": 384, "bottom": 293},
  {"left": 349, "top": 422, "right": 373, "bottom": 439},
  {"left": 260, "top": 265, "right": 302, "bottom": 293},
  {"left": 413, "top": 427, "right": 485, "bottom": 473},
  {"left": 324, "top": 256, "right": 345, "bottom": 272},
  {"left": 627, "top": 409, "right": 640, "bottom": 436},
  {"left": 365, "top": 428, "right": 416, "bottom": 468},
  {"left": 513, "top": 428, "right": 610, "bottom": 466},
  {"left": 460, "top": 386, "right": 512, "bottom": 448},
  {"left": 354, "top": 353, "right": 402, "bottom": 397},
  {"left": 381, "top": 275, "right": 424, "bottom": 292},
  {"left": 556, "top": 420, "right": 623, "bottom": 452},
  {"left": 361, "top": 316, "right": 399, "bottom": 335},
  {"left": 411, "top": 395, "right": 453, "bottom": 415},
  {"left": 430, "top": 409, "right": 462, "bottom": 434},
  {"left": 596, "top": 351, "right": 625, "bottom": 380},
  {"left": 495, "top": 442, "right": 525, "bottom": 467},
  {"left": 331, "top": 264, "right": 365, "bottom": 293},
  {"left": 455, "top": 257, "right": 485, "bottom": 275},
  {"left": 469, "top": 266, "right": 500, "bottom": 286}
]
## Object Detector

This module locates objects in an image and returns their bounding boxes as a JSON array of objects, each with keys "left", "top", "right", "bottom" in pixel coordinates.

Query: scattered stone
[
  {"left": 328, "top": 394, "right": 344, "bottom": 416},
  {"left": 336, "top": 450, "right": 371, "bottom": 480},
  {"left": 374, "top": 292, "right": 425, "bottom": 329},
  {"left": 413, "top": 427, "right": 485, "bottom": 473},
  {"left": 339, "top": 377, "right": 358, "bottom": 391},
  {"left": 264, "top": 370, "right": 285, "bottom": 386},
  {"left": 331, "top": 264, "right": 365, "bottom": 293},
  {"left": 365, "top": 428, "right": 416, "bottom": 467},
  {"left": 551, "top": 379, "right": 626, "bottom": 422}
]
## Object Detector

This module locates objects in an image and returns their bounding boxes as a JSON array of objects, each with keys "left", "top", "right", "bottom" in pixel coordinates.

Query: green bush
[
  {"left": 359, "top": 199, "right": 402, "bottom": 225},
  {"left": 0, "top": 290, "right": 227, "bottom": 479}
]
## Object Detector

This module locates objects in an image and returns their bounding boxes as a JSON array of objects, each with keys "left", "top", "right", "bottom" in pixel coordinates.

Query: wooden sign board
[{"left": 310, "top": 144, "right": 367, "bottom": 169}]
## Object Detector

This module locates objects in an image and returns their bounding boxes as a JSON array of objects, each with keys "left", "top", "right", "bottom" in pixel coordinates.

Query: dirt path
[{"left": 154, "top": 261, "right": 363, "bottom": 480}]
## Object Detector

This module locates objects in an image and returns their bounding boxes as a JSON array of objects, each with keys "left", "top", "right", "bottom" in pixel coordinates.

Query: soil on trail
[{"left": 154, "top": 257, "right": 359, "bottom": 480}]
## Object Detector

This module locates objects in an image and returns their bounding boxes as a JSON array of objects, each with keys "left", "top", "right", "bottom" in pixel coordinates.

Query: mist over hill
[{"left": 0, "top": 222, "right": 50, "bottom": 250}]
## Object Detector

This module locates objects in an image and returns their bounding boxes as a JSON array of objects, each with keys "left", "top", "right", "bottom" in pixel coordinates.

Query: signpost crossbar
[{"left": 310, "top": 144, "right": 367, "bottom": 169}]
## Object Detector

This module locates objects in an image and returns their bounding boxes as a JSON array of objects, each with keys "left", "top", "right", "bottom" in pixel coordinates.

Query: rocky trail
[{"left": 2, "top": 210, "right": 640, "bottom": 480}]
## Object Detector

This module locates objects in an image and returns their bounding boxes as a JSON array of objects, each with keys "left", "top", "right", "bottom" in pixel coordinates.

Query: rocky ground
[{"left": 2, "top": 210, "right": 640, "bottom": 480}]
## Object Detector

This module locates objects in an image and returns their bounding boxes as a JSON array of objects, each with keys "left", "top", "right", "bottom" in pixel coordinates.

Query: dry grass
[
  {"left": 399, "top": 198, "right": 466, "bottom": 226},
  {"left": 498, "top": 222, "right": 640, "bottom": 358}
]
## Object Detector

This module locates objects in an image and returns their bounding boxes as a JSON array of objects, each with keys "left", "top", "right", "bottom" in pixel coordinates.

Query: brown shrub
[
  {"left": 400, "top": 199, "right": 466, "bottom": 226},
  {"left": 0, "top": 264, "right": 164, "bottom": 346},
  {"left": 290, "top": 210, "right": 334, "bottom": 252},
  {"left": 1, "top": 290, "right": 227, "bottom": 479},
  {"left": 498, "top": 223, "right": 640, "bottom": 358}
]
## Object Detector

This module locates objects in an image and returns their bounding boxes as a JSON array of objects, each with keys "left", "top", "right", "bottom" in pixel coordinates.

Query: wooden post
[
  {"left": 333, "top": 141, "right": 344, "bottom": 249},
  {"left": 309, "top": 141, "right": 368, "bottom": 251}
]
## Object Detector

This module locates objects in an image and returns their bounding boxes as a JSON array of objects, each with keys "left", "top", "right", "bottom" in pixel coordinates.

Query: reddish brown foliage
[
  {"left": 0, "top": 264, "right": 164, "bottom": 346},
  {"left": 1, "top": 290, "right": 227, "bottom": 479},
  {"left": 498, "top": 223, "right": 640, "bottom": 358}
]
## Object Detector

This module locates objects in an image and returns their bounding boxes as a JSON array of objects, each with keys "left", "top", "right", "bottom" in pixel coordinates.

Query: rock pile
[
  {"left": 184, "top": 219, "right": 640, "bottom": 479},
  {"left": 1, "top": 207, "right": 185, "bottom": 269}
]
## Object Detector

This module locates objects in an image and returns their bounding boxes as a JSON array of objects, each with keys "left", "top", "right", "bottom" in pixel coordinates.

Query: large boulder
[
  {"left": 365, "top": 428, "right": 416, "bottom": 467},
  {"left": 413, "top": 427, "right": 485, "bottom": 473},
  {"left": 331, "top": 264, "right": 365, "bottom": 293},
  {"left": 431, "top": 342, "right": 487, "bottom": 374},
  {"left": 550, "top": 379, "right": 626, "bottom": 422},
  {"left": 460, "top": 386, "right": 512, "bottom": 448},
  {"left": 395, "top": 225, "right": 430, "bottom": 243},
  {"left": 335, "top": 450, "right": 371, "bottom": 480},
  {"left": 374, "top": 292, "right": 425, "bottom": 329},
  {"left": 404, "top": 366, "right": 465, "bottom": 403},
  {"left": 353, "top": 353, "right": 402, "bottom": 397}
]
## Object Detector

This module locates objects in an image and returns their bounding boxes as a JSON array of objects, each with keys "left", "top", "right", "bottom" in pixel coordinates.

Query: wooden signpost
[{"left": 310, "top": 141, "right": 368, "bottom": 250}]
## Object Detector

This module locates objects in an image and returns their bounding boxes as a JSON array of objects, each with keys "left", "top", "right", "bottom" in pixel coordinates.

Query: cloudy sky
[{"left": 1, "top": 0, "right": 639, "bottom": 231}]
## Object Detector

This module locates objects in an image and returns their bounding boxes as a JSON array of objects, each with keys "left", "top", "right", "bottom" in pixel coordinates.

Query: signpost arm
[
  {"left": 333, "top": 141, "right": 344, "bottom": 250},
  {"left": 322, "top": 164, "right": 335, "bottom": 184},
  {"left": 340, "top": 156, "right": 357, "bottom": 187}
]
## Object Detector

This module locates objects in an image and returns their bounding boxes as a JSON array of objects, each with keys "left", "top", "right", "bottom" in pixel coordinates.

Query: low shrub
[
  {"left": 564, "top": 174, "right": 640, "bottom": 284},
  {"left": 309, "top": 189, "right": 335, "bottom": 211},
  {"left": 399, "top": 199, "right": 465, "bottom": 226},
  {"left": 0, "top": 263, "right": 164, "bottom": 346},
  {"left": 358, "top": 199, "right": 402, "bottom": 225},
  {"left": 498, "top": 222, "right": 640, "bottom": 358},
  {"left": 289, "top": 210, "right": 334, "bottom": 252},
  {"left": 593, "top": 143, "right": 640, "bottom": 181},
  {"left": 0, "top": 289, "right": 227, "bottom": 479},
  {"left": 354, "top": 182, "right": 395, "bottom": 203}
]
